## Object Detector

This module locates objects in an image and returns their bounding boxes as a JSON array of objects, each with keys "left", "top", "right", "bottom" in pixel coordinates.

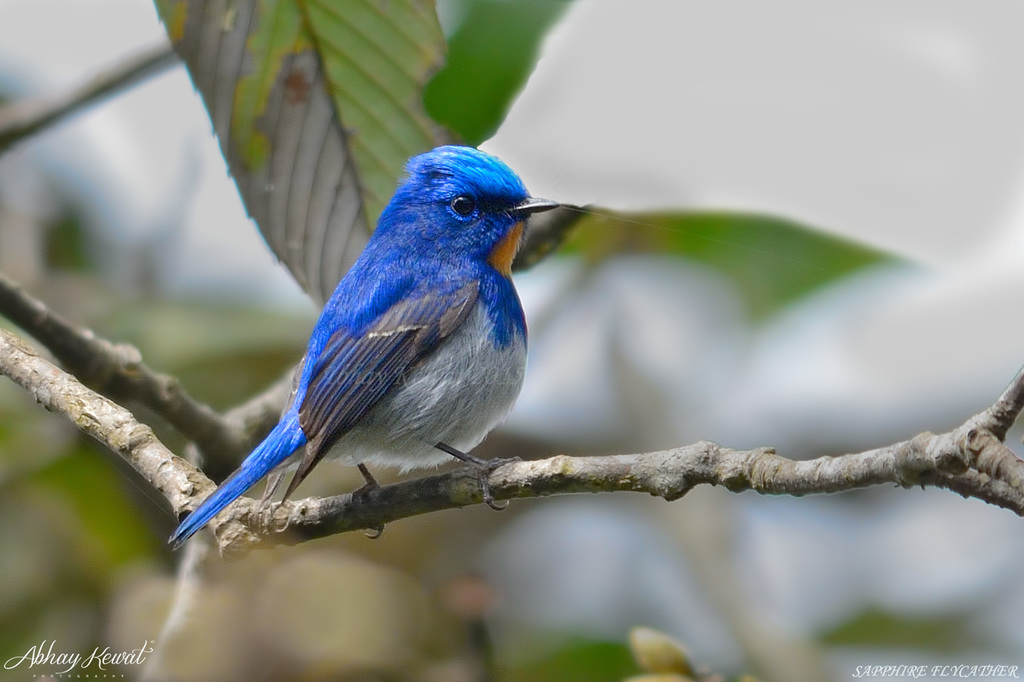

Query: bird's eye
[{"left": 450, "top": 195, "right": 476, "bottom": 216}]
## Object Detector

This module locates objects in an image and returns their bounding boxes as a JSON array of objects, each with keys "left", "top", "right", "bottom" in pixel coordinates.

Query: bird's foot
[
  {"left": 355, "top": 462, "right": 381, "bottom": 495},
  {"left": 355, "top": 463, "right": 386, "bottom": 539},
  {"left": 435, "top": 442, "right": 519, "bottom": 510}
]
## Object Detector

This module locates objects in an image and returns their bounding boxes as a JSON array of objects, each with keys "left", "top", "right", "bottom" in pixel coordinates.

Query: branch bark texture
[
  {"left": 0, "top": 327, "right": 211, "bottom": 515},
  {"left": 2, "top": 319, "right": 1023, "bottom": 559}
]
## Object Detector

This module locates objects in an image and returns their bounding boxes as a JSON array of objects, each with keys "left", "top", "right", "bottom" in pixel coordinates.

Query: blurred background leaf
[
  {"left": 424, "top": 0, "right": 571, "bottom": 146},
  {"left": 820, "top": 607, "right": 976, "bottom": 652},
  {"left": 499, "top": 639, "right": 636, "bottom": 682}
]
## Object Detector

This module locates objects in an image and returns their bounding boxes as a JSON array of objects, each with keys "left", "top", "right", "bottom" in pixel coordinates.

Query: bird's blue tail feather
[{"left": 169, "top": 413, "right": 307, "bottom": 548}]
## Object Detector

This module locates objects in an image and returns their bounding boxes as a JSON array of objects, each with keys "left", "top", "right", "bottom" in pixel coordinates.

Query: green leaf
[
  {"left": 425, "top": 0, "right": 572, "bottom": 145},
  {"left": 154, "top": 0, "right": 448, "bottom": 303}
]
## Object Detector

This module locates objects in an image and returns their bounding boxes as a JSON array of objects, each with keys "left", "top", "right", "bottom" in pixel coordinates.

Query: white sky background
[{"left": 3, "top": 0, "right": 1024, "bottom": 669}]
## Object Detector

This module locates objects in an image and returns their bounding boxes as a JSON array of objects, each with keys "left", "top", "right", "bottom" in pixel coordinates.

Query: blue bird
[{"left": 170, "top": 145, "right": 557, "bottom": 547}]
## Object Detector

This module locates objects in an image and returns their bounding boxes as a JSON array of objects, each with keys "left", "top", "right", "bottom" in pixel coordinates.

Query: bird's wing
[{"left": 288, "top": 280, "right": 480, "bottom": 498}]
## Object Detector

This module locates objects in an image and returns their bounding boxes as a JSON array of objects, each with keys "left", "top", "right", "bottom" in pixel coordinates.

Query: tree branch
[
  {"left": 3, "top": 316, "right": 1023, "bottom": 560},
  {"left": 209, "top": 368, "right": 1024, "bottom": 558},
  {"left": 0, "top": 42, "right": 177, "bottom": 151},
  {"left": 0, "top": 327, "right": 210, "bottom": 515}
]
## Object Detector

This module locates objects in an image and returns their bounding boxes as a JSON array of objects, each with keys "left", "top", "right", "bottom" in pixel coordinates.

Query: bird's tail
[{"left": 169, "top": 412, "right": 307, "bottom": 548}]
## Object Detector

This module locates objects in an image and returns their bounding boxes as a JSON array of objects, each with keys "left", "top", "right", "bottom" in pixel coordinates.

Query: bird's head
[{"left": 375, "top": 146, "right": 558, "bottom": 276}]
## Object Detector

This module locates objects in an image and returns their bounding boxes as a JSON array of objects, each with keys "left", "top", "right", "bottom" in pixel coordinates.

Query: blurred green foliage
[
  {"left": 499, "top": 639, "right": 637, "bottom": 682},
  {"left": 820, "top": 606, "right": 977, "bottom": 652},
  {"left": 27, "top": 441, "right": 159, "bottom": 568},
  {"left": 102, "top": 300, "right": 310, "bottom": 409},
  {"left": 425, "top": 0, "right": 572, "bottom": 145},
  {"left": 44, "top": 209, "right": 91, "bottom": 272}
]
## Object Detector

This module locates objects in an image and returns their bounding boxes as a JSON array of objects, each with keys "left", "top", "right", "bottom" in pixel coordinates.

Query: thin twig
[{"left": 0, "top": 42, "right": 177, "bottom": 151}]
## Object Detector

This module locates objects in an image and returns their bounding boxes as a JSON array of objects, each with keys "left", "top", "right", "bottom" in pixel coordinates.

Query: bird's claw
[
  {"left": 478, "top": 456, "right": 519, "bottom": 510},
  {"left": 363, "top": 523, "right": 386, "bottom": 539},
  {"left": 435, "top": 442, "right": 518, "bottom": 510},
  {"left": 481, "top": 485, "right": 508, "bottom": 511}
]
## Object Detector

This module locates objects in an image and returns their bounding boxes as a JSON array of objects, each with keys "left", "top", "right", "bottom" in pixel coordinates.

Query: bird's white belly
[{"left": 323, "top": 303, "right": 526, "bottom": 472}]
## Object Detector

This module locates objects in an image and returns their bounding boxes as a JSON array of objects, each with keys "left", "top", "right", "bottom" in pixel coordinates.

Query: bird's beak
[{"left": 513, "top": 197, "right": 560, "bottom": 215}]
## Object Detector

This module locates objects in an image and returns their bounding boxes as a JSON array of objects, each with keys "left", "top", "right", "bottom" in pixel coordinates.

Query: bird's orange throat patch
[{"left": 488, "top": 221, "right": 524, "bottom": 277}]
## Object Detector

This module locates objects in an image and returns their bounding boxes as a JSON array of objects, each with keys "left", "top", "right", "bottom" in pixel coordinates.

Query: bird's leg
[
  {"left": 356, "top": 462, "right": 381, "bottom": 492},
  {"left": 435, "top": 442, "right": 517, "bottom": 510},
  {"left": 261, "top": 468, "right": 286, "bottom": 505},
  {"left": 355, "top": 462, "right": 385, "bottom": 539},
  {"left": 252, "top": 468, "right": 288, "bottom": 536}
]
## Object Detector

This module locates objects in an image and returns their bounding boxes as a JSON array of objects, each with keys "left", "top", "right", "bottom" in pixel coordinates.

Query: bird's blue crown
[
  {"left": 369, "top": 146, "right": 535, "bottom": 278},
  {"left": 398, "top": 145, "right": 530, "bottom": 209}
]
